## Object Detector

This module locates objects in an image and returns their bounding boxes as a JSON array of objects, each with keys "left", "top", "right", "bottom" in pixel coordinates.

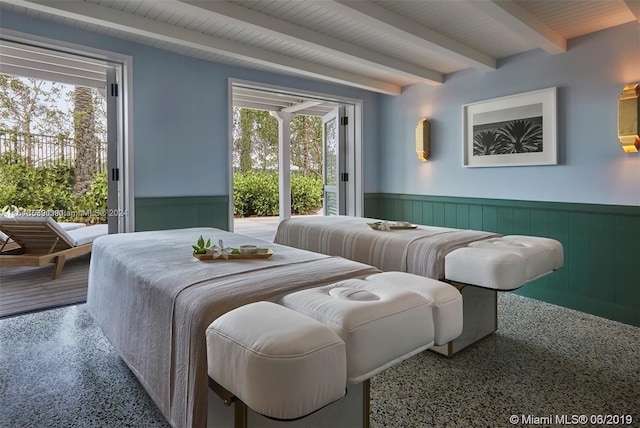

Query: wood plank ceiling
[{"left": 1, "top": 0, "right": 638, "bottom": 95}]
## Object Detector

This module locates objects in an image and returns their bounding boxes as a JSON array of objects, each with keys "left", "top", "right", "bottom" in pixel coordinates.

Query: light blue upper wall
[
  {"left": 379, "top": 22, "right": 640, "bottom": 206},
  {"left": 0, "top": 9, "right": 380, "bottom": 197}
]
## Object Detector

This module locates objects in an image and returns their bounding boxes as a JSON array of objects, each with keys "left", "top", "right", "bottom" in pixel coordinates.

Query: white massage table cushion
[
  {"left": 364, "top": 271, "right": 463, "bottom": 345},
  {"left": 445, "top": 235, "right": 564, "bottom": 290},
  {"left": 206, "top": 301, "right": 347, "bottom": 420},
  {"left": 501, "top": 235, "right": 563, "bottom": 270},
  {"left": 468, "top": 238, "right": 553, "bottom": 281},
  {"left": 445, "top": 248, "right": 527, "bottom": 291},
  {"left": 281, "top": 279, "right": 434, "bottom": 383}
]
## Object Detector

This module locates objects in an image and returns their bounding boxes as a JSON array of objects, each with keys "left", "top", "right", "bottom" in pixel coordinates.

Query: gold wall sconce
[
  {"left": 618, "top": 83, "right": 640, "bottom": 153},
  {"left": 416, "top": 119, "right": 430, "bottom": 161}
]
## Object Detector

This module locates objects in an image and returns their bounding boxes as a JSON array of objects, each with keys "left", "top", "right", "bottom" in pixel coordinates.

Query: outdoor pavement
[{"left": 233, "top": 214, "right": 319, "bottom": 242}]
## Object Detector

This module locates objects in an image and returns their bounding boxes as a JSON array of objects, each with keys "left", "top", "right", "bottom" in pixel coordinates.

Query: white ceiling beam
[
  {"left": 624, "top": 0, "right": 640, "bottom": 23},
  {"left": 467, "top": 0, "right": 566, "bottom": 54},
  {"left": 0, "top": 63, "right": 104, "bottom": 88},
  {"left": 233, "top": 97, "right": 289, "bottom": 109},
  {"left": 234, "top": 101, "right": 331, "bottom": 117},
  {"left": 1, "top": 42, "right": 107, "bottom": 74},
  {"left": 0, "top": 54, "right": 106, "bottom": 81},
  {"left": 178, "top": 0, "right": 443, "bottom": 86},
  {"left": 281, "top": 100, "right": 323, "bottom": 114},
  {"left": 294, "top": 109, "right": 334, "bottom": 117},
  {"left": 0, "top": 39, "right": 106, "bottom": 86},
  {"left": 233, "top": 100, "right": 282, "bottom": 112},
  {"left": 321, "top": 0, "right": 496, "bottom": 71},
  {"left": 3, "top": 0, "right": 402, "bottom": 95}
]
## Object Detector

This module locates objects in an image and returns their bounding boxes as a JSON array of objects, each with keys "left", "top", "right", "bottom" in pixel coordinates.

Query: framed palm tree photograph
[{"left": 463, "top": 87, "right": 557, "bottom": 167}]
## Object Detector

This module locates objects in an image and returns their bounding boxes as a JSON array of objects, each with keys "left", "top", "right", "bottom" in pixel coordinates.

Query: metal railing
[{"left": 0, "top": 130, "right": 107, "bottom": 172}]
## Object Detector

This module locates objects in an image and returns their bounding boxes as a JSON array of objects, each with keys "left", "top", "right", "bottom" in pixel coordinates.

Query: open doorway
[
  {"left": 0, "top": 76, "right": 109, "bottom": 224},
  {"left": 230, "top": 83, "right": 362, "bottom": 241},
  {"left": 0, "top": 37, "right": 128, "bottom": 233},
  {"left": 0, "top": 35, "right": 129, "bottom": 317}
]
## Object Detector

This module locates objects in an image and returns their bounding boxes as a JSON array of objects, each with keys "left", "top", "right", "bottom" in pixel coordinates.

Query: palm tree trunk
[{"left": 73, "top": 86, "right": 96, "bottom": 195}]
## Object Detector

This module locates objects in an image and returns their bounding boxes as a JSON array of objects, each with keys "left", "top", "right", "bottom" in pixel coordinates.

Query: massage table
[
  {"left": 274, "top": 215, "right": 564, "bottom": 356},
  {"left": 206, "top": 271, "right": 463, "bottom": 427},
  {"left": 87, "top": 227, "right": 464, "bottom": 427},
  {"left": 87, "top": 228, "right": 388, "bottom": 428}
]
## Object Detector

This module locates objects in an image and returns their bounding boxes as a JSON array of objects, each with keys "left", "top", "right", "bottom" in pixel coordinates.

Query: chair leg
[{"left": 52, "top": 254, "right": 66, "bottom": 280}]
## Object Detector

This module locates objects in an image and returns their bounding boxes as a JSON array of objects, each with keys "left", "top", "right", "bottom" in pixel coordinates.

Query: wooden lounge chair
[
  {"left": 0, "top": 221, "right": 87, "bottom": 252},
  {"left": 0, "top": 216, "right": 108, "bottom": 279}
]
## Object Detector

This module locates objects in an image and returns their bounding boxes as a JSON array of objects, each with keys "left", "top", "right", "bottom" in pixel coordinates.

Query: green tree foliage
[
  {"left": 233, "top": 107, "right": 253, "bottom": 172},
  {"left": 252, "top": 110, "right": 279, "bottom": 171},
  {"left": 0, "top": 75, "right": 106, "bottom": 142},
  {"left": 0, "top": 75, "right": 70, "bottom": 167},
  {"left": 232, "top": 107, "right": 323, "bottom": 177},
  {"left": 0, "top": 75, "right": 69, "bottom": 136},
  {"left": 290, "top": 115, "right": 322, "bottom": 177},
  {"left": 233, "top": 108, "right": 279, "bottom": 172},
  {"left": 0, "top": 75, "right": 108, "bottom": 221}
]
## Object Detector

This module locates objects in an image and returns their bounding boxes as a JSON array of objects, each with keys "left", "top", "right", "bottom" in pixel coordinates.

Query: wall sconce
[
  {"left": 618, "top": 83, "right": 640, "bottom": 153},
  {"left": 416, "top": 119, "right": 430, "bottom": 161}
]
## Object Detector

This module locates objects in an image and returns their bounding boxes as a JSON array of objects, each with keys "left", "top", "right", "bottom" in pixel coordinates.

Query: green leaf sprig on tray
[
  {"left": 370, "top": 221, "right": 391, "bottom": 231},
  {"left": 192, "top": 235, "right": 211, "bottom": 254},
  {"left": 192, "top": 236, "right": 244, "bottom": 257}
]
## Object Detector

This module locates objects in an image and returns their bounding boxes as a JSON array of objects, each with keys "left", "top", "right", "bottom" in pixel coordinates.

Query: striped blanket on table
[{"left": 275, "top": 216, "right": 499, "bottom": 279}]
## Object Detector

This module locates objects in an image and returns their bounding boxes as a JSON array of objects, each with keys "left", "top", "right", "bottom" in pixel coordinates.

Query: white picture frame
[{"left": 462, "top": 87, "right": 557, "bottom": 167}]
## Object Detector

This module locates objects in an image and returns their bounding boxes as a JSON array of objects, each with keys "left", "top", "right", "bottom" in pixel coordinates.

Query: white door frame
[
  {"left": 269, "top": 110, "right": 294, "bottom": 222},
  {"left": 0, "top": 29, "right": 135, "bottom": 232},
  {"left": 322, "top": 106, "right": 347, "bottom": 216},
  {"left": 228, "top": 78, "right": 363, "bottom": 230}
]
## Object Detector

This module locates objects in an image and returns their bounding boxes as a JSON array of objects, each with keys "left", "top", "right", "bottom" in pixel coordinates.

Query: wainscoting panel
[
  {"left": 135, "top": 196, "right": 229, "bottom": 232},
  {"left": 364, "top": 193, "right": 640, "bottom": 327}
]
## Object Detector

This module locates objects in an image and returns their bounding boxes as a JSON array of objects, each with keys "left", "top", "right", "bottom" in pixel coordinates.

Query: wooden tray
[{"left": 193, "top": 248, "right": 273, "bottom": 260}]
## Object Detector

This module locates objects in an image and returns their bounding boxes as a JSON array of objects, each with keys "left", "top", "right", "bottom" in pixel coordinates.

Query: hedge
[
  {"left": 1, "top": 154, "right": 321, "bottom": 222},
  {"left": 234, "top": 170, "right": 322, "bottom": 217},
  {"left": 0, "top": 153, "right": 107, "bottom": 223}
]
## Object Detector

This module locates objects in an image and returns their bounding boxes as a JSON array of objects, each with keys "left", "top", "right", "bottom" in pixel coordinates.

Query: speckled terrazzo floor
[
  {"left": 0, "top": 294, "right": 638, "bottom": 427},
  {"left": 370, "top": 294, "right": 640, "bottom": 427}
]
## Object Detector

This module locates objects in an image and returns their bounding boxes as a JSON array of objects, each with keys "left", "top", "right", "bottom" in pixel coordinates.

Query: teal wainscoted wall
[
  {"left": 135, "top": 196, "right": 229, "bottom": 232},
  {"left": 364, "top": 193, "right": 640, "bottom": 327}
]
